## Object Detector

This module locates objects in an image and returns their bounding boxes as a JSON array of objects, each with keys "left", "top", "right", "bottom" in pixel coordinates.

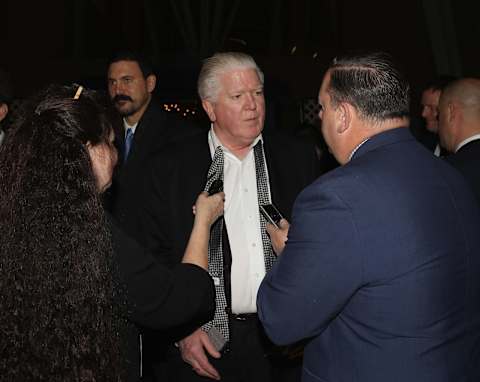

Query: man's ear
[
  {"left": 146, "top": 74, "right": 156, "bottom": 93},
  {"left": 0, "top": 103, "right": 9, "bottom": 122},
  {"left": 336, "top": 103, "right": 351, "bottom": 134},
  {"left": 447, "top": 102, "right": 457, "bottom": 124},
  {"left": 202, "top": 100, "right": 216, "bottom": 122}
]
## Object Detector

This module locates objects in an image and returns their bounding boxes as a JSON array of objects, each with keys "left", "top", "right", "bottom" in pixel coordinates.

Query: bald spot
[{"left": 442, "top": 78, "right": 480, "bottom": 118}]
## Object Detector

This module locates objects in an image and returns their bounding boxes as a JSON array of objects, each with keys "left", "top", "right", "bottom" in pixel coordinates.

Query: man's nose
[
  {"left": 421, "top": 106, "right": 429, "bottom": 118},
  {"left": 117, "top": 81, "right": 127, "bottom": 95},
  {"left": 245, "top": 93, "right": 257, "bottom": 110},
  {"left": 111, "top": 82, "right": 126, "bottom": 96}
]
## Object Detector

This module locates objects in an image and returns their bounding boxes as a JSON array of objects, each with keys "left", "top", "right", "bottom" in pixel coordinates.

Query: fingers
[
  {"left": 179, "top": 330, "right": 221, "bottom": 380},
  {"left": 201, "top": 333, "right": 221, "bottom": 359},
  {"left": 207, "top": 192, "right": 225, "bottom": 219},
  {"left": 266, "top": 222, "right": 277, "bottom": 237},
  {"left": 266, "top": 220, "right": 290, "bottom": 256},
  {"left": 190, "top": 354, "right": 220, "bottom": 380},
  {"left": 210, "top": 191, "right": 225, "bottom": 202}
]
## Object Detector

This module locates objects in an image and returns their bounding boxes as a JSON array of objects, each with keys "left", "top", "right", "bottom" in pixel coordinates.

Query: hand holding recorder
[{"left": 261, "top": 203, "right": 290, "bottom": 256}]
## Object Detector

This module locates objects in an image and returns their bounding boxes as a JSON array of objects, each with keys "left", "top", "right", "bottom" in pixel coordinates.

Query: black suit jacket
[
  {"left": 109, "top": 213, "right": 215, "bottom": 381},
  {"left": 106, "top": 99, "right": 203, "bottom": 214},
  {"left": 119, "top": 130, "right": 319, "bottom": 373},
  {"left": 444, "top": 138, "right": 480, "bottom": 205},
  {"left": 133, "top": 131, "right": 320, "bottom": 269}
]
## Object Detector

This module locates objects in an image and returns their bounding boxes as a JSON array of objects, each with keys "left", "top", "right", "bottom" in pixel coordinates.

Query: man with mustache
[
  {"left": 106, "top": 51, "right": 202, "bottom": 381},
  {"left": 106, "top": 50, "right": 200, "bottom": 216}
]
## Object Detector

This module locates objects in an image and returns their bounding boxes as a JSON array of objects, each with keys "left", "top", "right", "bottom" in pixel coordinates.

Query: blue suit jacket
[{"left": 257, "top": 128, "right": 480, "bottom": 382}]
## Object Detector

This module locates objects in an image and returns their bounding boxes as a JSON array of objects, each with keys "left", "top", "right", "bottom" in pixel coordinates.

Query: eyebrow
[{"left": 108, "top": 75, "right": 134, "bottom": 81}]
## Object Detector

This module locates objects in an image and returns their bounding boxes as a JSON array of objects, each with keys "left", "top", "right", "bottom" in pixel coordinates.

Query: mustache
[{"left": 113, "top": 94, "right": 133, "bottom": 103}]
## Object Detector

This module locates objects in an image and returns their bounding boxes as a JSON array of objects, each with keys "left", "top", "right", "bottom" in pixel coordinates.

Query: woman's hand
[{"left": 193, "top": 191, "right": 225, "bottom": 226}]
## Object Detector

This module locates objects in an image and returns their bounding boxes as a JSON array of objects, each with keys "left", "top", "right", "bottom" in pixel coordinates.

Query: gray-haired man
[{"left": 134, "top": 52, "right": 319, "bottom": 381}]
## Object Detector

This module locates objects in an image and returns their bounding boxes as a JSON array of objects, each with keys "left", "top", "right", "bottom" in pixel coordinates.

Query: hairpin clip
[{"left": 73, "top": 85, "right": 83, "bottom": 100}]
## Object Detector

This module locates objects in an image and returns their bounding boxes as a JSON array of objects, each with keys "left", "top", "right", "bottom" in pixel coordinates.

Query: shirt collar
[
  {"left": 208, "top": 124, "right": 263, "bottom": 159},
  {"left": 348, "top": 138, "right": 370, "bottom": 161},
  {"left": 455, "top": 133, "right": 480, "bottom": 153},
  {"left": 123, "top": 118, "right": 139, "bottom": 136}
]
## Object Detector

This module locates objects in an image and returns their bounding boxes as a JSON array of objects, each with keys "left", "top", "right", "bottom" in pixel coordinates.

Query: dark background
[{"left": 2, "top": 0, "right": 479, "bottom": 126}]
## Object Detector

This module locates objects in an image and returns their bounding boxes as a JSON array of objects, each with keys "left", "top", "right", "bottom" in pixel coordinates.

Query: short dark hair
[
  {"left": 327, "top": 52, "right": 410, "bottom": 122},
  {"left": 107, "top": 50, "right": 154, "bottom": 78}
]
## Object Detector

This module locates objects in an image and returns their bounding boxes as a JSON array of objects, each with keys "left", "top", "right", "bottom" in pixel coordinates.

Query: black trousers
[{"left": 165, "top": 315, "right": 273, "bottom": 382}]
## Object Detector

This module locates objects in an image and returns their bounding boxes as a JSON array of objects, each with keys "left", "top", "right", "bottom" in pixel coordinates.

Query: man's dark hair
[
  {"left": 107, "top": 50, "right": 154, "bottom": 78},
  {"left": 327, "top": 52, "right": 410, "bottom": 122},
  {"left": 424, "top": 75, "right": 458, "bottom": 92}
]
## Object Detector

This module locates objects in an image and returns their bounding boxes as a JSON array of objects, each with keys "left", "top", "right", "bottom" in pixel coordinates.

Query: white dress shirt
[
  {"left": 123, "top": 119, "right": 138, "bottom": 137},
  {"left": 208, "top": 128, "right": 271, "bottom": 314}
]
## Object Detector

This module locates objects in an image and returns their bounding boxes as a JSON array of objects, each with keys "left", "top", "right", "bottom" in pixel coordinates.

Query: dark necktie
[{"left": 124, "top": 127, "right": 134, "bottom": 163}]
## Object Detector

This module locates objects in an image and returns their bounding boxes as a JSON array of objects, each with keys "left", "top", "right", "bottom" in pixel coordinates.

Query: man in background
[
  {"left": 258, "top": 52, "right": 480, "bottom": 382},
  {"left": 417, "top": 76, "right": 455, "bottom": 155},
  {"left": 106, "top": 50, "right": 201, "bottom": 381},
  {"left": 438, "top": 77, "right": 480, "bottom": 204},
  {"left": 106, "top": 50, "right": 200, "bottom": 217}
]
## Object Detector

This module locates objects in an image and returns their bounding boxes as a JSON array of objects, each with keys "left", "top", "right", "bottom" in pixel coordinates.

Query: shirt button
[
  {"left": 252, "top": 243, "right": 256, "bottom": 247},
  {"left": 244, "top": 188, "right": 248, "bottom": 192}
]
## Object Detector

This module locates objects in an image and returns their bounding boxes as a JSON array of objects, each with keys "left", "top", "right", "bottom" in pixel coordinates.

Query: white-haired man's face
[{"left": 202, "top": 68, "right": 265, "bottom": 151}]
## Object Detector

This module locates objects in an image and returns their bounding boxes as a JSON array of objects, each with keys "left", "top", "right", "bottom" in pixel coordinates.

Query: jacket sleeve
[
  {"left": 257, "top": 181, "right": 363, "bottom": 345},
  {"left": 109, "top": 214, "right": 215, "bottom": 331}
]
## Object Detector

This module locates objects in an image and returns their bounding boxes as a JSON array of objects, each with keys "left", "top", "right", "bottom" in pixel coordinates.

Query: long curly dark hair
[{"left": 0, "top": 84, "right": 126, "bottom": 381}]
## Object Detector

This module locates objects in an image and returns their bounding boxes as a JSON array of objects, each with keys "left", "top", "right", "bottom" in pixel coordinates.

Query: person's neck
[
  {"left": 454, "top": 125, "right": 480, "bottom": 151},
  {"left": 345, "top": 117, "right": 409, "bottom": 162},
  {"left": 213, "top": 126, "right": 256, "bottom": 160}
]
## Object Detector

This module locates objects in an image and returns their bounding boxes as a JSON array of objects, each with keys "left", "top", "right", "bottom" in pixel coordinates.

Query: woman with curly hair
[{"left": 0, "top": 84, "right": 221, "bottom": 381}]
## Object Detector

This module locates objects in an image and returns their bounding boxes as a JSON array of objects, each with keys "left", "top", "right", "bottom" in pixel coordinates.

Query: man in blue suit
[{"left": 257, "top": 52, "right": 480, "bottom": 382}]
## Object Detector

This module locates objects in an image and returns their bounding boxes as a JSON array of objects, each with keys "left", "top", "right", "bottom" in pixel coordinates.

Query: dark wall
[{"left": 3, "top": 0, "right": 477, "bottom": 102}]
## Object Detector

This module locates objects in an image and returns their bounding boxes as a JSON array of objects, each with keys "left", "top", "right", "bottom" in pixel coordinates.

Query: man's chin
[
  {"left": 115, "top": 105, "right": 135, "bottom": 117},
  {"left": 426, "top": 122, "right": 438, "bottom": 133}
]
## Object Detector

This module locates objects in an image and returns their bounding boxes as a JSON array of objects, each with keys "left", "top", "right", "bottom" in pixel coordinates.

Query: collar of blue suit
[{"left": 351, "top": 127, "right": 413, "bottom": 161}]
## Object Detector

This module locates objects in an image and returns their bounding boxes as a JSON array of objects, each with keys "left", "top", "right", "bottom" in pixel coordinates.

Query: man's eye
[{"left": 255, "top": 90, "right": 263, "bottom": 96}]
